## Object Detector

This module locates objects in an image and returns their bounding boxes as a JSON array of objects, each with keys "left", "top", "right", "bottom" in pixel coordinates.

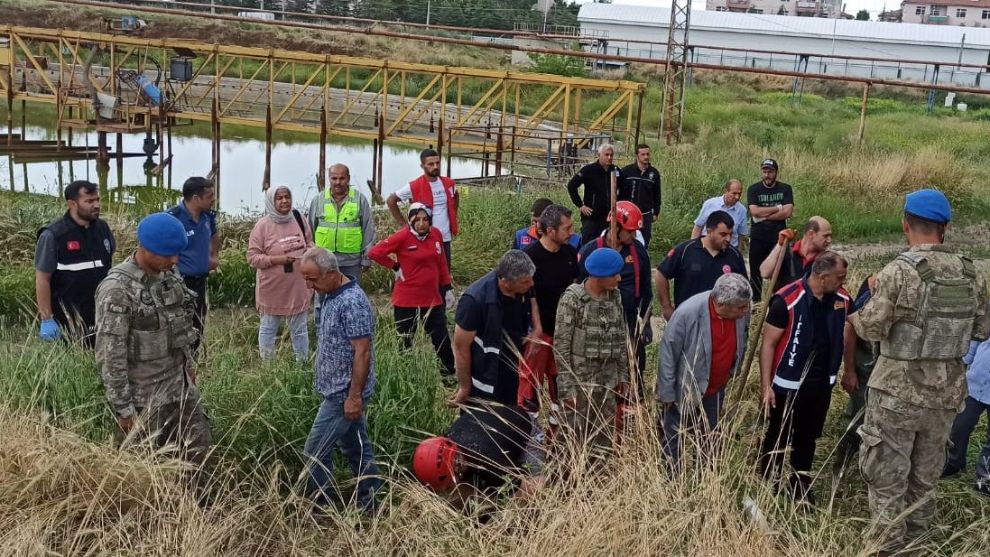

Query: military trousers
[
  {"left": 558, "top": 359, "right": 620, "bottom": 459},
  {"left": 858, "top": 390, "right": 956, "bottom": 551},
  {"left": 116, "top": 390, "right": 213, "bottom": 492}
]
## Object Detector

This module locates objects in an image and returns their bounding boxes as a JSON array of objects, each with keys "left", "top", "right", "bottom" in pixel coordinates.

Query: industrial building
[
  {"left": 706, "top": 0, "right": 842, "bottom": 18},
  {"left": 577, "top": 3, "right": 990, "bottom": 88}
]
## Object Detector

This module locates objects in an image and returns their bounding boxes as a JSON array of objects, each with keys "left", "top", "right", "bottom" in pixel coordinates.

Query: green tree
[
  {"left": 285, "top": 0, "right": 313, "bottom": 13},
  {"left": 856, "top": 9, "right": 870, "bottom": 20},
  {"left": 315, "top": 0, "right": 351, "bottom": 16}
]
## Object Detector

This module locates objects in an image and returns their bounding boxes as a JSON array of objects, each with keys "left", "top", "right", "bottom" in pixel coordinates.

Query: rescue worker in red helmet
[
  {"left": 412, "top": 402, "right": 538, "bottom": 512},
  {"left": 576, "top": 201, "right": 653, "bottom": 395}
]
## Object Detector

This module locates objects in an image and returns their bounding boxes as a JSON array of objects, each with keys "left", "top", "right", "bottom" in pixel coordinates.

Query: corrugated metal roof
[{"left": 578, "top": 3, "right": 990, "bottom": 47}]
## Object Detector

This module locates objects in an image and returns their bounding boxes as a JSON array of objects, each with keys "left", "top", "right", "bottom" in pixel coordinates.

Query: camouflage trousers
[
  {"left": 858, "top": 390, "right": 956, "bottom": 551},
  {"left": 116, "top": 390, "right": 213, "bottom": 487},
  {"left": 558, "top": 359, "right": 620, "bottom": 459}
]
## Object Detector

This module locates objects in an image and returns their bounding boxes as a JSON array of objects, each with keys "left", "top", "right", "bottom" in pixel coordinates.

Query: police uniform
[
  {"left": 95, "top": 217, "right": 211, "bottom": 472},
  {"left": 553, "top": 278, "right": 629, "bottom": 453},
  {"left": 850, "top": 190, "right": 990, "bottom": 551},
  {"left": 35, "top": 212, "right": 115, "bottom": 342}
]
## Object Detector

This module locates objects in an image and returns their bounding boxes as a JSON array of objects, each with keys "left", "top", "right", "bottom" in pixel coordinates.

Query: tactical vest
[
  {"left": 881, "top": 251, "right": 978, "bottom": 361},
  {"left": 40, "top": 213, "right": 114, "bottom": 329},
  {"left": 315, "top": 187, "right": 362, "bottom": 254},
  {"left": 110, "top": 263, "right": 197, "bottom": 370},
  {"left": 566, "top": 286, "right": 626, "bottom": 362}
]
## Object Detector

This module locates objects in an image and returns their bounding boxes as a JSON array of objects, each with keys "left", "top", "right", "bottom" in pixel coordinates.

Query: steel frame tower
[{"left": 659, "top": 1, "right": 692, "bottom": 145}]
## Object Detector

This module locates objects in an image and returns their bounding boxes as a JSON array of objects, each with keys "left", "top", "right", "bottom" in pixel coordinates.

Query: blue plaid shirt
[{"left": 315, "top": 280, "right": 376, "bottom": 399}]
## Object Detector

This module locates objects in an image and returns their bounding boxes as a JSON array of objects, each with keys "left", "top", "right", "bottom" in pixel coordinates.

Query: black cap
[{"left": 761, "top": 159, "right": 778, "bottom": 170}]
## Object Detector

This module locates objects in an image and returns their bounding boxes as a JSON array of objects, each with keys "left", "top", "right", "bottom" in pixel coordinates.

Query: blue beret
[
  {"left": 904, "top": 189, "right": 951, "bottom": 224},
  {"left": 137, "top": 212, "right": 188, "bottom": 257},
  {"left": 584, "top": 247, "right": 624, "bottom": 278}
]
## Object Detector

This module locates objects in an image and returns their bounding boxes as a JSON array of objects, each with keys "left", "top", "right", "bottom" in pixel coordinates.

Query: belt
[{"left": 183, "top": 274, "right": 209, "bottom": 281}]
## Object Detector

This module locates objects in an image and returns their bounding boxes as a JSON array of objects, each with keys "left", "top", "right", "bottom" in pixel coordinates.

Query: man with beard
[
  {"left": 35, "top": 180, "right": 115, "bottom": 346},
  {"left": 388, "top": 149, "right": 459, "bottom": 271},
  {"left": 656, "top": 210, "right": 747, "bottom": 321},
  {"left": 747, "top": 159, "right": 794, "bottom": 301}
]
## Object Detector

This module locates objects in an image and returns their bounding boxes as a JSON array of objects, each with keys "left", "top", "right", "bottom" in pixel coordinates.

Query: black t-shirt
[
  {"left": 747, "top": 181, "right": 794, "bottom": 242},
  {"left": 658, "top": 238, "right": 748, "bottom": 307},
  {"left": 766, "top": 294, "right": 831, "bottom": 383},
  {"left": 447, "top": 402, "right": 532, "bottom": 491},
  {"left": 524, "top": 241, "right": 579, "bottom": 336}
]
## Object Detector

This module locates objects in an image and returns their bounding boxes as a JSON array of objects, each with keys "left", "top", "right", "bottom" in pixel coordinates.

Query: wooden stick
[
  {"left": 608, "top": 167, "right": 618, "bottom": 247},
  {"left": 729, "top": 238, "right": 790, "bottom": 408}
]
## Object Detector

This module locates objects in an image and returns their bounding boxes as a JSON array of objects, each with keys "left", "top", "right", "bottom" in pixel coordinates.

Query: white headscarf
[{"left": 265, "top": 186, "right": 293, "bottom": 225}]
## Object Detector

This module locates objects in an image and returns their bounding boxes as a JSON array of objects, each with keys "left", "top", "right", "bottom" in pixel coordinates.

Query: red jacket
[
  {"left": 368, "top": 226, "right": 451, "bottom": 308},
  {"left": 409, "top": 175, "right": 458, "bottom": 236}
]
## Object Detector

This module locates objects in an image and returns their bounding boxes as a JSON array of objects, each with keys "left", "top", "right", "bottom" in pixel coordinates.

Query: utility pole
[
  {"left": 658, "top": 0, "right": 692, "bottom": 145},
  {"left": 427, "top": 0, "right": 431, "bottom": 27}
]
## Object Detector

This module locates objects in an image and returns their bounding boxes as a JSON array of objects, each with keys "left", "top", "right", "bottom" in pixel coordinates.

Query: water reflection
[{"left": 0, "top": 122, "right": 487, "bottom": 215}]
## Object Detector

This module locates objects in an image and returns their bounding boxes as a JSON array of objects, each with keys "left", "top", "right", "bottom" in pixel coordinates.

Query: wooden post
[
  {"left": 115, "top": 132, "right": 123, "bottom": 188},
  {"left": 371, "top": 138, "right": 379, "bottom": 199},
  {"left": 374, "top": 114, "right": 384, "bottom": 204},
  {"left": 263, "top": 104, "right": 272, "bottom": 191},
  {"left": 608, "top": 168, "right": 618, "bottom": 248},
  {"left": 318, "top": 103, "right": 327, "bottom": 192},
  {"left": 494, "top": 128, "right": 503, "bottom": 177},
  {"left": 857, "top": 83, "right": 870, "bottom": 146},
  {"left": 729, "top": 239, "right": 790, "bottom": 409}
]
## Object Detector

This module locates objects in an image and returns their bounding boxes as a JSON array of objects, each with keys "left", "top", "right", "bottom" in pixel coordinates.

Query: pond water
[{"left": 0, "top": 115, "right": 488, "bottom": 215}]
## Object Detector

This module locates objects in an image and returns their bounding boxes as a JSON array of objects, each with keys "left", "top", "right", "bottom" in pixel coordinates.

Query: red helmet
[
  {"left": 610, "top": 201, "right": 643, "bottom": 231},
  {"left": 412, "top": 436, "right": 459, "bottom": 491}
]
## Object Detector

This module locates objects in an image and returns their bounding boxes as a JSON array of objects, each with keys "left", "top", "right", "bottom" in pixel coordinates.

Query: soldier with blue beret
[
  {"left": 95, "top": 212, "right": 212, "bottom": 489},
  {"left": 850, "top": 189, "right": 990, "bottom": 554},
  {"left": 554, "top": 247, "right": 629, "bottom": 456}
]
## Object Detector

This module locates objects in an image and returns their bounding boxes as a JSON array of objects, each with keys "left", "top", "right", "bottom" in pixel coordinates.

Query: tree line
[{"left": 137, "top": 0, "right": 582, "bottom": 31}]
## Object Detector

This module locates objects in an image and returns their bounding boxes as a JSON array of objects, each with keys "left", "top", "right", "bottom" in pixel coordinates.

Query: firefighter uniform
[
  {"left": 95, "top": 216, "right": 211, "bottom": 471},
  {"left": 850, "top": 190, "right": 990, "bottom": 551},
  {"left": 553, "top": 282, "right": 628, "bottom": 454}
]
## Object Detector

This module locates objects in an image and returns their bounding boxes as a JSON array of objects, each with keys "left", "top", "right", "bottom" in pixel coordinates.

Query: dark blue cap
[
  {"left": 137, "top": 212, "right": 188, "bottom": 257},
  {"left": 904, "top": 189, "right": 951, "bottom": 224},
  {"left": 584, "top": 247, "right": 624, "bottom": 278}
]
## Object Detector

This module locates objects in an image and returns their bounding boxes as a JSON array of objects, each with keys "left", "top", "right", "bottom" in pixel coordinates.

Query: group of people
[{"left": 31, "top": 143, "right": 990, "bottom": 553}]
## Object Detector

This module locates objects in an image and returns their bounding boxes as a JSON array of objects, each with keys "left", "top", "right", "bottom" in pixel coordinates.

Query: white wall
[{"left": 582, "top": 20, "right": 990, "bottom": 87}]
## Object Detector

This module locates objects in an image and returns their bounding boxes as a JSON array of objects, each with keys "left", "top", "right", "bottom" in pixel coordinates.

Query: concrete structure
[
  {"left": 901, "top": 1, "right": 990, "bottom": 26},
  {"left": 706, "top": 0, "right": 842, "bottom": 18},
  {"left": 578, "top": 4, "right": 990, "bottom": 88}
]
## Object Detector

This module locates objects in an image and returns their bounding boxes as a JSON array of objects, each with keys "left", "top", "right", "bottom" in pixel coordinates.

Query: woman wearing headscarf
[
  {"left": 247, "top": 186, "right": 314, "bottom": 362},
  {"left": 368, "top": 202, "right": 456, "bottom": 381}
]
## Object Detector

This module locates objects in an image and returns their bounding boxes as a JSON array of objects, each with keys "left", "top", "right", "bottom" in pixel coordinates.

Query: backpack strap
[{"left": 291, "top": 209, "right": 309, "bottom": 243}]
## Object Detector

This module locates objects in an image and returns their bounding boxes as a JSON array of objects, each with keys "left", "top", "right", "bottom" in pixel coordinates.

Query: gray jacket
[{"left": 657, "top": 290, "right": 748, "bottom": 408}]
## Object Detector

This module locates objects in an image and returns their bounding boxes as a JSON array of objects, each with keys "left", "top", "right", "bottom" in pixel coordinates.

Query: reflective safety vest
[{"left": 315, "top": 187, "right": 362, "bottom": 254}]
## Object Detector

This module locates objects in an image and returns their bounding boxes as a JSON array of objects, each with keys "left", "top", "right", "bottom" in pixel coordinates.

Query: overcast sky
[{"left": 594, "top": 0, "right": 898, "bottom": 18}]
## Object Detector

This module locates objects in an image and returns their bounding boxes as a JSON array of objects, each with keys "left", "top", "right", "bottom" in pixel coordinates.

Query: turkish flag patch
[
  {"left": 667, "top": 249, "right": 675, "bottom": 258},
  {"left": 722, "top": 265, "right": 731, "bottom": 274},
  {"left": 66, "top": 241, "right": 81, "bottom": 251}
]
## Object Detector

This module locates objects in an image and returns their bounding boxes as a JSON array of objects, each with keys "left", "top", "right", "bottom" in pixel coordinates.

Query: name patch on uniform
[{"left": 66, "top": 240, "right": 80, "bottom": 251}]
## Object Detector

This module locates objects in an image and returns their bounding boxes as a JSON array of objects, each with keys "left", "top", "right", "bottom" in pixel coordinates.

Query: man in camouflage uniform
[
  {"left": 95, "top": 212, "right": 212, "bottom": 476},
  {"left": 849, "top": 190, "right": 990, "bottom": 554},
  {"left": 554, "top": 247, "right": 629, "bottom": 456}
]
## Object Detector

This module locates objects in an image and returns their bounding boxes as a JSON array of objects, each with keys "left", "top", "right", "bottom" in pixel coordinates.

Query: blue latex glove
[{"left": 39, "top": 319, "right": 60, "bottom": 341}]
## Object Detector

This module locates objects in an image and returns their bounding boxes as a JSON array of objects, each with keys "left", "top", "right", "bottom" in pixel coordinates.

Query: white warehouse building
[{"left": 577, "top": 3, "right": 990, "bottom": 89}]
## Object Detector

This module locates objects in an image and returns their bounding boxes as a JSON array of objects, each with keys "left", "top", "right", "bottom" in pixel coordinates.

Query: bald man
[
  {"left": 308, "top": 163, "right": 375, "bottom": 325},
  {"left": 759, "top": 217, "right": 832, "bottom": 293}
]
